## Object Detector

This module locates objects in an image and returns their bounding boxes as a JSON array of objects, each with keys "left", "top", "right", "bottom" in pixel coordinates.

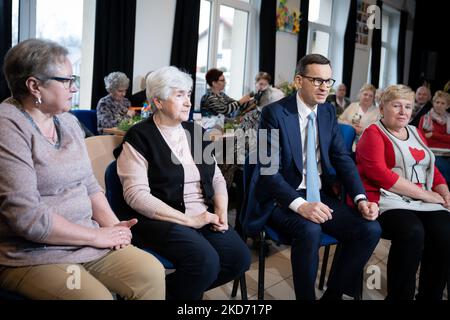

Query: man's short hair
[{"left": 296, "top": 54, "right": 331, "bottom": 76}]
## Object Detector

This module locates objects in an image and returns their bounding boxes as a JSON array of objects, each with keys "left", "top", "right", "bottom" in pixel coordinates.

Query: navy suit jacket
[{"left": 242, "top": 93, "right": 366, "bottom": 237}]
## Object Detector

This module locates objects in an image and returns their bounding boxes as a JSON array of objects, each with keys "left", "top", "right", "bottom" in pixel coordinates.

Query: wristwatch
[{"left": 355, "top": 196, "right": 368, "bottom": 205}]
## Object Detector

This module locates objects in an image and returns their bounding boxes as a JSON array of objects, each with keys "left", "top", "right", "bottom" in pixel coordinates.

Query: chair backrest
[
  {"left": 85, "top": 135, "right": 122, "bottom": 190},
  {"left": 104, "top": 160, "right": 130, "bottom": 216},
  {"left": 338, "top": 123, "right": 356, "bottom": 153},
  {"left": 72, "top": 109, "right": 98, "bottom": 136},
  {"left": 104, "top": 161, "right": 175, "bottom": 269}
]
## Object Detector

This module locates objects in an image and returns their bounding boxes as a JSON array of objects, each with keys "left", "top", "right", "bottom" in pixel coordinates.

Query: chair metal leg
[
  {"left": 231, "top": 230, "right": 248, "bottom": 299},
  {"left": 319, "top": 245, "right": 331, "bottom": 290},
  {"left": 354, "top": 269, "right": 364, "bottom": 300},
  {"left": 231, "top": 274, "right": 248, "bottom": 300},
  {"left": 239, "top": 274, "right": 248, "bottom": 300},
  {"left": 327, "top": 243, "right": 341, "bottom": 284},
  {"left": 231, "top": 279, "right": 239, "bottom": 297},
  {"left": 258, "top": 230, "right": 266, "bottom": 300}
]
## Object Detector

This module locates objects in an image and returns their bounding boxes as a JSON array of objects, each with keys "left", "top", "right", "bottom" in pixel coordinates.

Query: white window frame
[
  {"left": 380, "top": 5, "right": 400, "bottom": 88},
  {"left": 367, "top": 5, "right": 400, "bottom": 88},
  {"left": 14, "top": 0, "right": 95, "bottom": 109},
  {"left": 306, "top": 0, "right": 336, "bottom": 60},
  {"left": 203, "top": 0, "right": 256, "bottom": 96}
]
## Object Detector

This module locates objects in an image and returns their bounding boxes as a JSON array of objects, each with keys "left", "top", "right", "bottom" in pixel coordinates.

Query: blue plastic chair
[
  {"left": 71, "top": 109, "right": 98, "bottom": 136},
  {"left": 239, "top": 155, "right": 341, "bottom": 300},
  {"left": 104, "top": 161, "right": 174, "bottom": 270},
  {"left": 338, "top": 123, "right": 356, "bottom": 154}
]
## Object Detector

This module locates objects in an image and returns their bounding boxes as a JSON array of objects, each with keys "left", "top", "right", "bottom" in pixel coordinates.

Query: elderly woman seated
[
  {"left": 356, "top": 84, "right": 450, "bottom": 300},
  {"left": 0, "top": 39, "right": 165, "bottom": 300},
  {"left": 96, "top": 71, "right": 135, "bottom": 134},
  {"left": 115, "top": 66, "right": 251, "bottom": 300}
]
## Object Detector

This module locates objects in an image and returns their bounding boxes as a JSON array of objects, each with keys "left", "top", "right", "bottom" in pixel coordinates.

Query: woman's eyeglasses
[
  {"left": 300, "top": 75, "right": 336, "bottom": 88},
  {"left": 37, "top": 75, "right": 80, "bottom": 89}
]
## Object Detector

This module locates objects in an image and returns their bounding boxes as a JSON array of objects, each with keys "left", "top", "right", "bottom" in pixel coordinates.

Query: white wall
[
  {"left": 274, "top": 0, "right": 300, "bottom": 86},
  {"left": 350, "top": 47, "right": 372, "bottom": 100},
  {"left": 274, "top": 31, "right": 299, "bottom": 86},
  {"left": 132, "top": 0, "right": 176, "bottom": 94}
]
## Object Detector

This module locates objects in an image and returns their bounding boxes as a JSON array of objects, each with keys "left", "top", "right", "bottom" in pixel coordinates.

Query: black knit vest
[{"left": 117, "top": 116, "right": 216, "bottom": 213}]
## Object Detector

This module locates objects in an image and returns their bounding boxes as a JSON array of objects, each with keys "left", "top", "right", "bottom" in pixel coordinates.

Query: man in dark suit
[
  {"left": 409, "top": 86, "right": 432, "bottom": 127},
  {"left": 245, "top": 54, "right": 381, "bottom": 300},
  {"left": 326, "top": 83, "right": 351, "bottom": 116}
]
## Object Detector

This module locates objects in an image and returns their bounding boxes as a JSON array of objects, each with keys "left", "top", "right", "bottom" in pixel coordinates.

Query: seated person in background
[
  {"left": 326, "top": 83, "right": 351, "bottom": 116},
  {"left": 238, "top": 72, "right": 285, "bottom": 164},
  {"left": 409, "top": 86, "right": 432, "bottom": 127},
  {"left": 252, "top": 54, "right": 381, "bottom": 300},
  {"left": 96, "top": 71, "right": 135, "bottom": 134},
  {"left": 130, "top": 71, "right": 152, "bottom": 107},
  {"left": 200, "top": 68, "right": 253, "bottom": 117},
  {"left": 339, "top": 83, "right": 379, "bottom": 150},
  {"left": 356, "top": 84, "right": 450, "bottom": 300},
  {"left": 251, "top": 71, "right": 285, "bottom": 108},
  {"left": 0, "top": 39, "right": 165, "bottom": 300},
  {"left": 115, "top": 66, "right": 251, "bottom": 300},
  {"left": 419, "top": 90, "right": 450, "bottom": 183},
  {"left": 375, "top": 88, "right": 384, "bottom": 108},
  {"left": 419, "top": 91, "right": 450, "bottom": 148}
]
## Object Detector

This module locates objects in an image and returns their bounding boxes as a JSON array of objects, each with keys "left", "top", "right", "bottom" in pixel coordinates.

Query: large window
[
  {"left": 12, "top": 0, "right": 19, "bottom": 45},
  {"left": 195, "top": 0, "right": 254, "bottom": 109},
  {"left": 11, "top": 0, "right": 94, "bottom": 108},
  {"left": 379, "top": 6, "right": 400, "bottom": 89},
  {"left": 367, "top": 5, "right": 400, "bottom": 89},
  {"left": 307, "top": 0, "right": 334, "bottom": 58},
  {"left": 36, "top": 0, "right": 84, "bottom": 106}
]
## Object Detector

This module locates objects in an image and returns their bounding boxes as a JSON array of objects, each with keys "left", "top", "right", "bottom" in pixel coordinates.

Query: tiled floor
[{"left": 204, "top": 238, "right": 449, "bottom": 300}]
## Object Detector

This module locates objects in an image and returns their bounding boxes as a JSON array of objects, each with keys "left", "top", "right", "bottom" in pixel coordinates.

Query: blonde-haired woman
[
  {"left": 419, "top": 90, "right": 450, "bottom": 184},
  {"left": 339, "top": 83, "right": 379, "bottom": 149},
  {"left": 356, "top": 84, "right": 450, "bottom": 300}
]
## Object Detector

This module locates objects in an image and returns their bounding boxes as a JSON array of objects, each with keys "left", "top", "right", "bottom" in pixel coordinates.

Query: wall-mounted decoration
[
  {"left": 276, "top": 0, "right": 301, "bottom": 35},
  {"left": 355, "top": 0, "right": 370, "bottom": 47}
]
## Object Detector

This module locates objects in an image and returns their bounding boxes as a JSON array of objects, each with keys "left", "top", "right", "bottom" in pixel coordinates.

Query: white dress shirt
[
  {"left": 288, "top": 93, "right": 366, "bottom": 213},
  {"left": 288, "top": 93, "right": 322, "bottom": 212}
]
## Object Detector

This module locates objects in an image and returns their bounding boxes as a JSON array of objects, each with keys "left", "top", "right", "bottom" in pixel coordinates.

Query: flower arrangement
[
  {"left": 118, "top": 115, "right": 144, "bottom": 131},
  {"left": 277, "top": 81, "right": 297, "bottom": 96},
  {"left": 276, "top": 0, "right": 301, "bottom": 35}
]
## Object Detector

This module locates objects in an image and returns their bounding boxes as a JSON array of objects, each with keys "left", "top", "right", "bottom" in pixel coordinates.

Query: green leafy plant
[
  {"left": 118, "top": 115, "right": 143, "bottom": 131},
  {"left": 277, "top": 81, "right": 297, "bottom": 96}
]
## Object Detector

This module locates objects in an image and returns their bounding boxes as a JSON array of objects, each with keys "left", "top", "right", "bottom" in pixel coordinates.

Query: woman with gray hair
[
  {"left": 96, "top": 71, "right": 135, "bottom": 134},
  {"left": 115, "top": 66, "right": 251, "bottom": 300},
  {"left": 0, "top": 39, "right": 165, "bottom": 299}
]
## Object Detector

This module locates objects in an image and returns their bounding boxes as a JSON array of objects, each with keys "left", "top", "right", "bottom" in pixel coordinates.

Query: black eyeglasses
[
  {"left": 300, "top": 75, "right": 336, "bottom": 88},
  {"left": 37, "top": 75, "right": 80, "bottom": 89}
]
